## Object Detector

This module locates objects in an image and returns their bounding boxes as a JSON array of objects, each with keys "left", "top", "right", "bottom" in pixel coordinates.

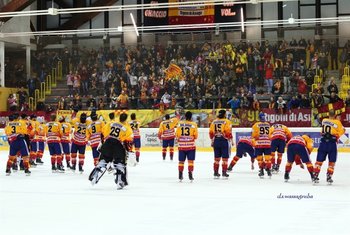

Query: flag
[
  {"left": 165, "top": 63, "right": 182, "bottom": 80},
  {"left": 317, "top": 100, "right": 346, "bottom": 118}
]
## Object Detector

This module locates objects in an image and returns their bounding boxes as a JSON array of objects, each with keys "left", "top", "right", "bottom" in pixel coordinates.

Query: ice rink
[{"left": 0, "top": 150, "right": 349, "bottom": 235}]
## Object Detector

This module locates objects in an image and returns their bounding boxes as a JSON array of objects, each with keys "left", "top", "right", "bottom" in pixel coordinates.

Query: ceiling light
[{"left": 130, "top": 13, "right": 139, "bottom": 37}]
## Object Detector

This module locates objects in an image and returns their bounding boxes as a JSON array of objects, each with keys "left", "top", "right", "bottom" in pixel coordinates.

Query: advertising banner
[
  {"left": 214, "top": 3, "right": 243, "bottom": 23},
  {"left": 143, "top": 0, "right": 169, "bottom": 26}
]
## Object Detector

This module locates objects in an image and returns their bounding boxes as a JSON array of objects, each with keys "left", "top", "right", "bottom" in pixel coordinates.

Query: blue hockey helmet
[{"left": 259, "top": 112, "right": 266, "bottom": 121}]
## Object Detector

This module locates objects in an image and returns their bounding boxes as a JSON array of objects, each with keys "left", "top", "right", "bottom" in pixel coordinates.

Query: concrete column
[
  {"left": 0, "top": 41, "right": 4, "bottom": 87},
  {"left": 26, "top": 45, "right": 31, "bottom": 79}
]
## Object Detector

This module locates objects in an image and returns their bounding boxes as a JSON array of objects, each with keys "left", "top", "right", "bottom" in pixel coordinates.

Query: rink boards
[{"left": 0, "top": 127, "right": 349, "bottom": 152}]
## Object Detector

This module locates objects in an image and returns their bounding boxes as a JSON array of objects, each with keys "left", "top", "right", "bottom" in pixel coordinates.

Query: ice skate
[
  {"left": 79, "top": 165, "right": 84, "bottom": 173},
  {"left": 284, "top": 172, "right": 290, "bottom": 182},
  {"left": 188, "top": 172, "right": 194, "bottom": 182},
  {"left": 66, "top": 162, "right": 71, "bottom": 169},
  {"left": 313, "top": 173, "right": 320, "bottom": 184},
  {"left": 227, "top": 165, "right": 233, "bottom": 172},
  {"left": 179, "top": 171, "right": 183, "bottom": 182},
  {"left": 214, "top": 172, "right": 221, "bottom": 179},
  {"left": 258, "top": 168, "right": 264, "bottom": 178},
  {"left": 36, "top": 158, "right": 44, "bottom": 165},
  {"left": 57, "top": 164, "right": 65, "bottom": 173},
  {"left": 70, "top": 164, "right": 76, "bottom": 172},
  {"left": 52, "top": 165, "right": 57, "bottom": 173},
  {"left": 266, "top": 168, "right": 272, "bottom": 178},
  {"left": 29, "top": 160, "right": 37, "bottom": 168},
  {"left": 6, "top": 168, "right": 11, "bottom": 176},
  {"left": 25, "top": 169, "right": 31, "bottom": 176},
  {"left": 251, "top": 163, "right": 254, "bottom": 170},
  {"left": 326, "top": 174, "right": 333, "bottom": 185},
  {"left": 222, "top": 171, "right": 229, "bottom": 179},
  {"left": 12, "top": 163, "right": 18, "bottom": 172}
]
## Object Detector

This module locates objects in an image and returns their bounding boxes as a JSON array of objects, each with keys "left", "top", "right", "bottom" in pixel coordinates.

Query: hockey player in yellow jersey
[
  {"left": 209, "top": 110, "right": 233, "bottom": 178},
  {"left": 5, "top": 113, "right": 31, "bottom": 176},
  {"left": 252, "top": 112, "right": 272, "bottom": 178},
  {"left": 269, "top": 123, "right": 292, "bottom": 173},
  {"left": 59, "top": 116, "right": 72, "bottom": 168},
  {"left": 29, "top": 114, "right": 40, "bottom": 167},
  {"left": 175, "top": 111, "right": 198, "bottom": 182},
  {"left": 314, "top": 110, "right": 345, "bottom": 184},
  {"left": 158, "top": 114, "right": 178, "bottom": 160},
  {"left": 71, "top": 113, "right": 91, "bottom": 172},
  {"left": 129, "top": 113, "right": 141, "bottom": 162},
  {"left": 89, "top": 113, "right": 133, "bottom": 190},
  {"left": 34, "top": 117, "right": 46, "bottom": 164},
  {"left": 45, "top": 114, "right": 64, "bottom": 173},
  {"left": 87, "top": 112, "right": 105, "bottom": 166}
]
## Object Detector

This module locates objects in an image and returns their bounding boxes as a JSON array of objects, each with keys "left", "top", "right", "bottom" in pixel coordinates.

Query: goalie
[{"left": 88, "top": 113, "right": 134, "bottom": 190}]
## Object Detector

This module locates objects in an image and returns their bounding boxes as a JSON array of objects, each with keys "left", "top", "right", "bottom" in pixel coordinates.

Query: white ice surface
[{"left": 0, "top": 150, "right": 349, "bottom": 235}]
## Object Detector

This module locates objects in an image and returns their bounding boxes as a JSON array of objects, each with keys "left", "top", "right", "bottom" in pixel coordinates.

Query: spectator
[
  {"left": 66, "top": 71, "right": 74, "bottom": 98},
  {"left": 276, "top": 96, "right": 286, "bottom": 114},
  {"left": 297, "top": 77, "right": 308, "bottom": 95},
  {"left": 264, "top": 60, "right": 274, "bottom": 94},
  {"left": 268, "top": 97, "right": 275, "bottom": 110},
  {"left": 324, "top": 92, "right": 342, "bottom": 104},
  {"left": 272, "top": 78, "right": 283, "bottom": 95},
  {"left": 160, "top": 91, "right": 171, "bottom": 109},
  {"left": 57, "top": 96, "right": 67, "bottom": 110},
  {"left": 300, "top": 94, "right": 311, "bottom": 108},
  {"left": 17, "top": 87, "right": 28, "bottom": 107},
  {"left": 7, "top": 94, "right": 18, "bottom": 111},
  {"left": 117, "top": 90, "right": 129, "bottom": 109},
  {"left": 73, "top": 71, "right": 81, "bottom": 96},
  {"left": 282, "top": 62, "right": 292, "bottom": 94},
  {"left": 227, "top": 96, "right": 240, "bottom": 118},
  {"left": 252, "top": 97, "right": 260, "bottom": 111},
  {"left": 327, "top": 77, "right": 338, "bottom": 94},
  {"left": 288, "top": 96, "right": 300, "bottom": 110},
  {"left": 329, "top": 40, "right": 338, "bottom": 70},
  {"left": 345, "top": 90, "right": 350, "bottom": 107}
]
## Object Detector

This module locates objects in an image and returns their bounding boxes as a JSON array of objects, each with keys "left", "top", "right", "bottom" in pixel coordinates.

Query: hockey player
[
  {"left": 59, "top": 116, "right": 72, "bottom": 168},
  {"left": 71, "top": 113, "right": 90, "bottom": 172},
  {"left": 269, "top": 123, "right": 292, "bottom": 173},
  {"left": 158, "top": 114, "right": 178, "bottom": 160},
  {"left": 314, "top": 109, "right": 345, "bottom": 184},
  {"left": 175, "top": 111, "right": 198, "bottom": 182},
  {"left": 87, "top": 112, "right": 104, "bottom": 166},
  {"left": 129, "top": 113, "right": 141, "bottom": 162},
  {"left": 32, "top": 116, "right": 46, "bottom": 165},
  {"left": 45, "top": 114, "right": 64, "bottom": 172},
  {"left": 284, "top": 135, "right": 315, "bottom": 182},
  {"left": 29, "top": 114, "right": 40, "bottom": 167},
  {"left": 88, "top": 113, "right": 133, "bottom": 190},
  {"left": 5, "top": 113, "right": 31, "bottom": 176},
  {"left": 209, "top": 109, "right": 233, "bottom": 178},
  {"left": 252, "top": 112, "right": 272, "bottom": 178},
  {"left": 227, "top": 136, "right": 256, "bottom": 172}
]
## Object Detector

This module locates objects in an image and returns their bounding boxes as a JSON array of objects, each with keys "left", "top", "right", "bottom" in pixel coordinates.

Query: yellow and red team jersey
[
  {"left": 269, "top": 124, "right": 292, "bottom": 142},
  {"left": 288, "top": 135, "right": 314, "bottom": 154},
  {"left": 87, "top": 120, "right": 105, "bottom": 147},
  {"left": 129, "top": 120, "right": 141, "bottom": 139},
  {"left": 237, "top": 136, "right": 256, "bottom": 147},
  {"left": 33, "top": 123, "right": 46, "bottom": 142},
  {"left": 158, "top": 118, "right": 178, "bottom": 140},
  {"left": 29, "top": 120, "right": 40, "bottom": 139},
  {"left": 45, "top": 122, "right": 62, "bottom": 144},
  {"left": 60, "top": 122, "right": 72, "bottom": 143},
  {"left": 175, "top": 120, "right": 198, "bottom": 151},
  {"left": 5, "top": 120, "right": 28, "bottom": 143},
  {"left": 321, "top": 118, "right": 345, "bottom": 141},
  {"left": 102, "top": 121, "right": 133, "bottom": 143},
  {"left": 71, "top": 118, "right": 91, "bottom": 145},
  {"left": 252, "top": 121, "right": 271, "bottom": 148},
  {"left": 209, "top": 118, "right": 232, "bottom": 140}
]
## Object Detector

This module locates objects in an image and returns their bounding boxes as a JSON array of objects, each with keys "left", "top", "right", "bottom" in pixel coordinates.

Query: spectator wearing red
[
  {"left": 297, "top": 77, "right": 308, "bottom": 94},
  {"left": 264, "top": 60, "right": 274, "bottom": 94}
]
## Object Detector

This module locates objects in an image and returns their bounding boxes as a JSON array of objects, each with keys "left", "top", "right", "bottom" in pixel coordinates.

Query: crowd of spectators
[{"left": 6, "top": 37, "right": 350, "bottom": 112}]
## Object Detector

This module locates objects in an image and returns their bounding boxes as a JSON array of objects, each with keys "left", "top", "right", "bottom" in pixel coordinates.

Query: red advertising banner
[
  {"left": 342, "top": 108, "right": 350, "bottom": 127},
  {"left": 233, "top": 109, "right": 312, "bottom": 127},
  {"left": 0, "top": 111, "right": 52, "bottom": 128}
]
